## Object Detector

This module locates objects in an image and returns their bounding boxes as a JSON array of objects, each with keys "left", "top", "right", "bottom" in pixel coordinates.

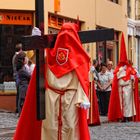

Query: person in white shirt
[
  {"left": 28, "top": 60, "right": 35, "bottom": 75},
  {"left": 107, "top": 60, "right": 114, "bottom": 79},
  {"left": 97, "top": 63, "right": 112, "bottom": 116}
]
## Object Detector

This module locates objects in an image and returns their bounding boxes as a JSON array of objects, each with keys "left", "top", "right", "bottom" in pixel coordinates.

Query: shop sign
[{"left": 0, "top": 12, "right": 33, "bottom": 25}]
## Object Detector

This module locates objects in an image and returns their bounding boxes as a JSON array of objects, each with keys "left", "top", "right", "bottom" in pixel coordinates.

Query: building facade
[
  {"left": 0, "top": 0, "right": 127, "bottom": 95},
  {"left": 127, "top": 0, "right": 140, "bottom": 71},
  {"left": 45, "top": 0, "right": 127, "bottom": 67}
]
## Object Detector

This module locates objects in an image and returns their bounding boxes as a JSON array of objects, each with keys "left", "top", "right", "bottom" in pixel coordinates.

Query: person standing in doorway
[
  {"left": 12, "top": 42, "right": 23, "bottom": 113},
  {"left": 97, "top": 63, "right": 112, "bottom": 116}
]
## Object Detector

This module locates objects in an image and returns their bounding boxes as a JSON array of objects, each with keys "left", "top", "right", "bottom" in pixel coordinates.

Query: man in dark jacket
[{"left": 12, "top": 42, "right": 23, "bottom": 113}]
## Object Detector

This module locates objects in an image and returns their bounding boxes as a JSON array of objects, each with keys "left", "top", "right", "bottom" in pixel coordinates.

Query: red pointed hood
[
  {"left": 47, "top": 23, "right": 90, "bottom": 95},
  {"left": 119, "top": 33, "right": 128, "bottom": 65}
]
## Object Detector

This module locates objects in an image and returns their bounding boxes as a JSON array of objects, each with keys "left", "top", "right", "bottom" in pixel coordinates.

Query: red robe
[
  {"left": 108, "top": 64, "right": 140, "bottom": 122},
  {"left": 88, "top": 81, "right": 100, "bottom": 125},
  {"left": 13, "top": 23, "right": 90, "bottom": 140}
]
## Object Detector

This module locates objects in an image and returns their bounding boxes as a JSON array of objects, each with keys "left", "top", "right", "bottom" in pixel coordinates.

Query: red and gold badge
[{"left": 56, "top": 48, "right": 69, "bottom": 65}]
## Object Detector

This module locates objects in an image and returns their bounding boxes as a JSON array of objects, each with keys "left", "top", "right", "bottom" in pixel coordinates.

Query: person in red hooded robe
[
  {"left": 13, "top": 23, "right": 91, "bottom": 140},
  {"left": 108, "top": 33, "right": 140, "bottom": 122}
]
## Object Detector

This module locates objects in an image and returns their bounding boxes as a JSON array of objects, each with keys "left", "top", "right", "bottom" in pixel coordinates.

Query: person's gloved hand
[
  {"left": 90, "top": 66, "right": 95, "bottom": 72},
  {"left": 130, "top": 75, "right": 135, "bottom": 80},
  {"left": 32, "top": 27, "right": 41, "bottom": 36},
  {"left": 80, "top": 102, "right": 90, "bottom": 110},
  {"left": 122, "top": 65, "right": 127, "bottom": 70}
]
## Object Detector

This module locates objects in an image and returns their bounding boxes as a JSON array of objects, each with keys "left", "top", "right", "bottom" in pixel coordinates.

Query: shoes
[
  {"left": 120, "top": 119, "right": 127, "bottom": 123},
  {"left": 100, "top": 113, "right": 107, "bottom": 116},
  {"left": 120, "top": 117, "right": 130, "bottom": 123},
  {"left": 15, "top": 108, "right": 18, "bottom": 113}
]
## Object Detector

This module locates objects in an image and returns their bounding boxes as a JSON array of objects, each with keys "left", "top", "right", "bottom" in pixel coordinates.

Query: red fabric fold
[
  {"left": 13, "top": 69, "right": 42, "bottom": 140},
  {"left": 133, "top": 76, "right": 140, "bottom": 122},
  {"left": 108, "top": 74, "right": 122, "bottom": 121},
  {"left": 88, "top": 82, "right": 100, "bottom": 125}
]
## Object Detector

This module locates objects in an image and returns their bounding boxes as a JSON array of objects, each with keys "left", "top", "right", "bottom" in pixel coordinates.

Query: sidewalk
[{"left": 0, "top": 110, "right": 18, "bottom": 140}]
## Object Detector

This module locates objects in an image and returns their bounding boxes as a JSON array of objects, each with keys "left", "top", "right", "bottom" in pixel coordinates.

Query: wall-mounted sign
[
  {"left": 54, "top": 0, "right": 60, "bottom": 13},
  {"left": 0, "top": 11, "right": 33, "bottom": 25}
]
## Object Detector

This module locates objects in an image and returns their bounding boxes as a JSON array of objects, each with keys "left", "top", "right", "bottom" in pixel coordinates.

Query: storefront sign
[{"left": 0, "top": 12, "right": 33, "bottom": 25}]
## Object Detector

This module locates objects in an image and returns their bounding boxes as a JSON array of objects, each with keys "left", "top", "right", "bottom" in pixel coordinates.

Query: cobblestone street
[
  {"left": 0, "top": 111, "right": 140, "bottom": 140},
  {"left": 0, "top": 111, "right": 17, "bottom": 140},
  {"left": 89, "top": 120, "right": 140, "bottom": 140}
]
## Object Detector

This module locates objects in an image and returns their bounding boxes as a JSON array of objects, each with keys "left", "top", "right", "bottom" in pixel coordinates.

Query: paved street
[
  {"left": 0, "top": 111, "right": 140, "bottom": 140},
  {"left": 0, "top": 111, "right": 17, "bottom": 140},
  {"left": 89, "top": 119, "right": 140, "bottom": 140}
]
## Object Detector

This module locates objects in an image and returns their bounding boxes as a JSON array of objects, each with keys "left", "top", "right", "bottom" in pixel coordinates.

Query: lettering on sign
[
  {"left": 0, "top": 12, "right": 33, "bottom": 25},
  {"left": 6, "top": 15, "right": 31, "bottom": 21}
]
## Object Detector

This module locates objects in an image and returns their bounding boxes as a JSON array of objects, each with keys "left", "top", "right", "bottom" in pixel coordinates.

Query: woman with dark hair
[
  {"left": 16, "top": 52, "right": 31, "bottom": 116},
  {"left": 97, "top": 63, "right": 112, "bottom": 116}
]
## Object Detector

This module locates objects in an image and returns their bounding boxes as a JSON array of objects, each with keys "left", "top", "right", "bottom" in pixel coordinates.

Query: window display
[{"left": 0, "top": 25, "right": 32, "bottom": 93}]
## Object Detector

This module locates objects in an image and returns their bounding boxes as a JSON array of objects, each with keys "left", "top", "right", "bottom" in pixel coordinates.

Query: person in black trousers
[
  {"left": 97, "top": 63, "right": 112, "bottom": 116},
  {"left": 12, "top": 42, "right": 23, "bottom": 113}
]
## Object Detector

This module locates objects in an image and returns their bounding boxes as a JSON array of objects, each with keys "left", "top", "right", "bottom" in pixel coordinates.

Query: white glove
[
  {"left": 32, "top": 27, "right": 41, "bottom": 36},
  {"left": 80, "top": 102, "right": 90, "bottom": 110},
  {"left": 130, "top": 75, "right": 135, "bottom": 80},
  {"left": 90, "top": 66, "right": 95, "bottom": 72},
  {"left": 136, "top": 73, "right": 140, "bottom": 78}
]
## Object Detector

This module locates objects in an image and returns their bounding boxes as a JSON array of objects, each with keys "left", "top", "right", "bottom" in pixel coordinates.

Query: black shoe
[
  {"left": 121, "top": 119, "right": 126, "bottom": 123},
  {"left": 125, "top": 117, "right": 130, "bottom": 122},
  {"left": 15, "top": 108, "right": 18, "bottom": 113},
  {"left": 100, "top": 113, "right": 107, "bottom": 116}
]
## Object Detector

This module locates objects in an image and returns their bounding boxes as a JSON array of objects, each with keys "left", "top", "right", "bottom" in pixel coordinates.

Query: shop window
[
  {"left": 0, "top": 25, "right": 32, "bottom": 84},
  {"left": 96, "top": 41, "right": 106, "bottom": 64},
  {"left": 49, "top": 15, "right": 57, "bottom": 27},
  {"left": 106, "top": 41, "right": 113, "bottom": 60},
  {"left": 58, "top": 17, "right": 63, "bottom": 28},
  {"left": 48, "top": 27, "right": 59, "bottom": 34},
  {"left": 48, "top": 13, "right": 82, "bottom": 30},
  {"left": 96, "top": 28, "right": 119, "bottom": 66}
]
